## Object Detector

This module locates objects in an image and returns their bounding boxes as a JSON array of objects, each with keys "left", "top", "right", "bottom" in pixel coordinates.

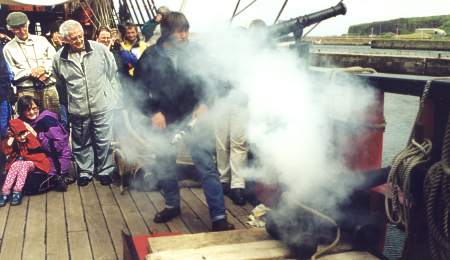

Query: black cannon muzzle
[{"left": 268, "top": 1, "right": 347, "bottom": 38}]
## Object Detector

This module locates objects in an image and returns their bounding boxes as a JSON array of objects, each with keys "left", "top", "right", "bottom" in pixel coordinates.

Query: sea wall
[
  {"left": 309, "top": 53, "right": 450, "bottom": 76},
  {"left": 371, "top": 40, "right": 450, "bottom": 51}
]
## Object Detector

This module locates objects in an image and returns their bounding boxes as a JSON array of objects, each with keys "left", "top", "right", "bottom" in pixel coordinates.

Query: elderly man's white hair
[{"left": 59, "top": 20, "right": 84, "bottom": 38}]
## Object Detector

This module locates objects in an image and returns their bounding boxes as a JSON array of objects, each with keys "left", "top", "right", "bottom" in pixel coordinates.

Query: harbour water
[{"left": 382, "top": 93, "right": 419, "bottom": 259}]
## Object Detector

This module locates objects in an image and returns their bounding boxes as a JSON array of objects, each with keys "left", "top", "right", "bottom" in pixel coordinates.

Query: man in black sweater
[{"left": 134, "top": 12, "right": 234, "bottom": 232}]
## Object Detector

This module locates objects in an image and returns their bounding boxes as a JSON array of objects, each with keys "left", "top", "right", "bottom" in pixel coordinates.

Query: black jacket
[
  {"left": 134, "top": 42, "right": 204, "bottom": 125},
  {"left": 0, "top": 39, "right": 13, "bottom": 101}
]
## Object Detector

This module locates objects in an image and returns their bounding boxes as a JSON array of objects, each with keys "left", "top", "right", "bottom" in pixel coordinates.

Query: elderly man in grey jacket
[{"left": 53, "top": 20, "right": 119, "bottom": 186}]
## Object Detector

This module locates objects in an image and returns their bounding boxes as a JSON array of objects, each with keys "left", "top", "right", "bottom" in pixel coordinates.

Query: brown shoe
[{"left": 211, "top": 219, "right": 235, "bottom": 232}]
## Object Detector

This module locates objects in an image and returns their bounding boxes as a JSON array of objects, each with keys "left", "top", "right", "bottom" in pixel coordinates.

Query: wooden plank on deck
[
  {"left": 0, "top": 196, "right": 29, "bottom": 260},
  {"left": 80, "top": 183, "right": 117, "bottom": 260},
  {"left": 148, "top": 228, "right": 271, "bottom": 253},
  {"left": 0, "top": 201, "right": 10, "bottom": 241},
  {"left": 23, "top": 194, "right": 46, "bottom": 260},
  {"left": 190, "top": 188, "right": 246, "bottom": 229},
  {"left": 179, "top": 199, "right": 209, "bottom": 233},
  {"left": 180, "top": 188, "right": 212, "bottom": 230},
  {"left": 64, "top": 183, "right": 86, "bottom": 232},
  {"left": 46, "top": 191, "right": 69, "bottom": 260},
  {"left": 147, "top": 240, "right": 290, "bottom": 260},
  {"left": 129, "top": 190, "right": 170, "bottom": 234},
  {"left": 110, "top": 184, "right": 149, "bottom": 236},
  {"left": 146, "top": 191, "right": 190, "bottom": 234},
  {"left": 68, "top": 231, "right": 94, "bottom": 260}
]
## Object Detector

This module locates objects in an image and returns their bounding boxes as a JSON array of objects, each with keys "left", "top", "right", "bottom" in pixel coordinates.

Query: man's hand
[
  {"left": 31, "top": 66, "right": 46, "bottom": 78},
  {"left": 155, "top": 14, "right": 163, "bottom": 23},
  {"left": 152, "top": 112, "right": 166, "bottom": 129},
  {"left": 192, "top": 104, "right": 207, "bottom": 119}
]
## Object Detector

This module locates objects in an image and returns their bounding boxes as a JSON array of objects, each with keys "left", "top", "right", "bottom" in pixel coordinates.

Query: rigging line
[
  {"left": 150, "top": 0, "right": 159, "bottom": 16},
  {"left": 179, "top": 0, "right": 188, "bottom": 12},
  {"left": 125, "top": 0, "right": 140, "bottom": 25},
  {"left": 130, "top": 0, "right": 146, "bottom": 24},
  {"left": 230, "top": 0, "right": 241, "bottom": 22},
  {"left": 79, "top": 0, "right": 99, "bottom": 29},
  {"left": 273, "top": 0, "right": 288, "bottom": 24},
  {"left": 233, "top": 0, "right": 258, "bottom": 19},
  {"left": 302, "top": 21, "right": 321, "bottom": 38},
  {"left": 141, "top": 0, "right": 154, "bottom": 20}
]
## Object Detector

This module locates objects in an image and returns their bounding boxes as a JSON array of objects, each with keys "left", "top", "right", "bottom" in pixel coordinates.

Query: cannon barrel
[{"left": 268, "top": 1, "right": 347, "bottom": 38}]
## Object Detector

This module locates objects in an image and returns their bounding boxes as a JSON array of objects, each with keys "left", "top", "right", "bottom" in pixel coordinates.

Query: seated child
[
  {"left": 17, "top": 96, "right": 72, "bottom": 180},
  {"left": 0, "top": 119, "right": 51, "bottom": 206}
]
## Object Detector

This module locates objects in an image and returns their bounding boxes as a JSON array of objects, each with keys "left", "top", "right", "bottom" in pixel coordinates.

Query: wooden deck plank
[
  {"left": 46, "top": 191, "right": 69, "bottom": 260},
  {"left": 93, "top": 181, "right": 117, "bottom": 206},
  {"left": 190, "top": 188, "right": 247, "bottom": 229},
  {"left": 79, "top": 183, "right": 117, "bottom": 260},
  {"left": 68, "top": 231, "right": 94, "bottom": 260},
  {"left": 146, "top": 191, "right": 190, "bottom": 234},
  {"left": 0, "top": 196, "right": 29, "bottom": 260},
  {"left": 147, "top": 240, "right": 290, "bottom": 260},
  {"left": 94, "top": 177, "right": 129, "bottom": 259},
  {"left": 64, "top": 182, "right": 86, "bottom": 232},
  {"left": 101, "top": 205, "right": 126, "bottom": 258},
  {"left": 110, "top": 184, "right": 150, "bottom": 236},
  {"left": 0, "top": 200, "right": 10, "bottom": 241},
  {"left": 23, "top": 194, "right": 46, "bottom": 260},
  {"left": 129, "top": 190, "right": 170, "bottom": 234},
  {"left": 179, "top": 199, "right": 209, "bottom": 233},
  {"left": 180, "top": 188, "right": 213, "bottom": 230},
  {"left": 148, "top": 228, "right": 271, "bottom": 253}
]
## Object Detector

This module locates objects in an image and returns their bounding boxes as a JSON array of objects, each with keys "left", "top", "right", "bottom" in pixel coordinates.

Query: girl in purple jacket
[{"left": 17, "top": 96, "right": 72, "bottom": 178}]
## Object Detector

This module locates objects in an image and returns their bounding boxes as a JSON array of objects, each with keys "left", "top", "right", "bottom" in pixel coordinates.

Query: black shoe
[
  {"left": 10, "top": 192, "right": 22, "bottom": 206},
  {"left": 64, "top": 175, "right": 76, "bottom": 185},
  {"left": 229, "top": 188, "right": 246, "bottom": 205},
  {"left": 154, "top": 207, "right": 181, "bottom": 223},
  {"left": 99, "top": 175, "right": 113, "bottom": 186},
  {"left": 212, "top": 219, "right": 235, "bottom": 232},
  {"left": 221, "top": 182, "right": 230, "bottom": 195},
  {"left": 53, "top": 175, "right": 68, "bottom": 192},
  {"left": 77, "top": 176, "right": 91, "bottom": 187},
  {"left": 0, "top": 194, "right": 9, "bottom": 207}
]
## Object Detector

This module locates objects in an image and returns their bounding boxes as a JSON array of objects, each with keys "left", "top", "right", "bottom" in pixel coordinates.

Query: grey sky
[{"left": 155, "top": 0, "right": 450, "bottom": 35}]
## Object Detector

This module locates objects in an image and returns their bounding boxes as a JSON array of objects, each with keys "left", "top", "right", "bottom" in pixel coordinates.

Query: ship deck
[{"left": 0, "top": 180, "right": 254, "bottom": 260}]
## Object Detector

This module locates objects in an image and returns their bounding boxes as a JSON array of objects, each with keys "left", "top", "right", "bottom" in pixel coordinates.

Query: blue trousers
[{"left": 157, "top": 122, "right": 226, "bottom": 222}]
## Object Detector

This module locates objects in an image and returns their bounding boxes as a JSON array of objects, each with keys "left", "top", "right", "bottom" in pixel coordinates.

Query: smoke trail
[{"left": 176, "top": 26, "right": 377, "bottom": 209}]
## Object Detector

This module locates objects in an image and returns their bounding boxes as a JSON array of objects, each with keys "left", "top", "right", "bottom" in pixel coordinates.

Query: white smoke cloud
[
  {"left": 114, "top": 14, "right": 377, "bottom": 214},
  {"left": 180, "top": 25, "right": 377, "bottom": 207}
]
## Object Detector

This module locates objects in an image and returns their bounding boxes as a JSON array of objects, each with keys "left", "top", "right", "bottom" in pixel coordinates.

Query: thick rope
[
  {"left": 384, "top": 80, "right": 433, "bottom": 232},
  {"left": 424, "top": 103, "right": 450, "bottom": 259},
  {"left": 412, "top": 77, "right": 450, "bottom": 260}
]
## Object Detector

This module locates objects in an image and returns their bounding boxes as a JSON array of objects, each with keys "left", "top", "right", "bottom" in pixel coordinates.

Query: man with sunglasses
[{"left": 2, "top": 12, "right": 60, "bottom": 114}]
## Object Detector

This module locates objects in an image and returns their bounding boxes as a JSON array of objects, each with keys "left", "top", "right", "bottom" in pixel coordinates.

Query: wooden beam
[
  {"left": 148, "top": 228, "right": 271, "bottom": 253},
  {"left": 147, "top": 240, "right": 290, "bottom": 260}
]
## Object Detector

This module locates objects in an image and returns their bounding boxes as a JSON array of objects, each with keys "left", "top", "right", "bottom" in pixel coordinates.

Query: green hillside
[{"left": 348, "top": 15, "right": 450, "bottom": 36}]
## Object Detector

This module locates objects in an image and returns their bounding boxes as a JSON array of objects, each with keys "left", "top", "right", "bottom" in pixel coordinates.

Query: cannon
[{"left": 268, "top": 1, "right": 347, "bottom": 40}]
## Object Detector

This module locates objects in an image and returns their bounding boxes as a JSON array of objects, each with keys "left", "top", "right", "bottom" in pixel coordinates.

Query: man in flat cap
[{"left": 3, "top": 12, "right": 60, "bottom": 114}]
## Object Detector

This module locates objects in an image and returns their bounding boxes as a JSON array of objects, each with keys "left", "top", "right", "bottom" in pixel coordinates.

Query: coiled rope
[
  {"left": 423, "top": 78, "right": 450, "bottom": 260},
  {"left": 385, "top": 80, "right": 433, "bottom": 232}
]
